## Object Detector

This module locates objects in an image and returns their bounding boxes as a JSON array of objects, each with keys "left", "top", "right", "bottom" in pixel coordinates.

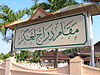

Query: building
[
  {"left": 80, "top": 41, "right": 100, "bottom": 57},
  {"left": 40, "top": 50, "right": 70, "bottom": 67}
]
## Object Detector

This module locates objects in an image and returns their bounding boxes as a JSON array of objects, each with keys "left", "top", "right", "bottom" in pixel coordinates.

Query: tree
[
  {"left": 3, "top": 53, "right": 10, "bottom": 59},
  {"left": 33, "top": 50, "right": 47, "bottom": 57},
  {"left": 15, "top": 50, "right": 47, "bottom": 62},
  {"left": 61, "top": 47, "right": 89, "bottom": 55},
  {"left": 0, "top": 53, "right": 10, "bottom": 59},
  {"left": 19, "top": 51, "right": 32, "bottom": 61},
  {"left": 45, "top": 0, "right": 78, "bottom": 12},
  {"left": 61, "top": 48, "right": 78, "bottom": 55},
  {"left": 28, "top": 0, "right": 78, "bottom": 15},
  {"left": 32, "top": 50, "right": 47, "bottom": 62},
  {"left": 0, "top": 5, "right": 29, "bottom": 56},
  {"left": 0, "top": 54, "right": 3, "bottom": 59},
  {"left": 0, "top": 5, "right": 29, "bottom": 40}
]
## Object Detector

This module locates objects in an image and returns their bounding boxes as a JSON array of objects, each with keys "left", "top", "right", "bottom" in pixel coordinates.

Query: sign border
[{"left": 14, "top": 13, "right": 88, "bottom": 49}]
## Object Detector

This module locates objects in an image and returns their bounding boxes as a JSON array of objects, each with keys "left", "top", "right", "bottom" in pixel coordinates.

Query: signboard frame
[{"left": 14, "top": 13, "right": 89, "bottom": 50}]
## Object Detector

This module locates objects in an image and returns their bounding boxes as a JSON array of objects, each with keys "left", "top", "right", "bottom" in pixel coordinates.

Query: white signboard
[{"left": 14, "top": 13, "right": 89, "bottom": 50}]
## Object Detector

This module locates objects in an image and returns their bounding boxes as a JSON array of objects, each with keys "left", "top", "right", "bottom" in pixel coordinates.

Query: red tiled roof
[
  {"left": 29, "top": 8, "right": 51, "bottom": 20},
  {"left": 2, "top": 18, "right": 30, "bottom": 28},
  {"left": 2, "top": 21, "right": 15, "bottom": 27},
  {"left": 25, "top": 58, "right": 31, "bottom": 60},
  {"left": 40, "top": 50, "right": 70, "bottom": 60},
  {"left": 2, "top": 8, "right": 51, "bottom": 28},
  {"left": 67, "top": 53, "right": 90, "bottom": 61}
]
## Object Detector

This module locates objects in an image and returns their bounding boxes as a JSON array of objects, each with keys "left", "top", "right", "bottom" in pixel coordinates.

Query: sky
[{"left": 0, "top": 0, "right": 100, "bottom": 54}]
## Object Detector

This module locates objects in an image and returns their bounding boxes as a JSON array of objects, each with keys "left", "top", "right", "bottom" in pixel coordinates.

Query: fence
[{"left": 0, "top": 56, "right": 100, "bottom": 75}]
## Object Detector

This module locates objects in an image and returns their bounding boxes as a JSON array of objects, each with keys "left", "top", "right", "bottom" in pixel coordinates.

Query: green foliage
[
  {"left": 0, "top": 54, "right": 3, "bottom": 59},
  {"left": 47, "top": 0, "right": 78, "bottom": 12},
  {"left": 19, "top": 51, "right": 32, "bottom": 61},
  {"left": 33, "top": 58, "right": 40, "bottom": 62},
  {"left": 32, "top": 50, "right": 47, "bottom": 62},
  {"left": 61, "top": 47, "right": 89, "bottom": 55},
  {"left": 32, "top": 0, "right": 39, "bottom": 5},
  {"left": 33, "top": 50, "right": 47, "bottom": 57},
  {"left": 29, "top": 0, "right": 78, "bottom": 15},
  {"left": 30, "top": 57, "right": 40, "bottom": 63},
  {"left": 0, "top": 0, "right": 80, "bottom": 41},
  {"left": 15, "top": 52, "right": 20, "bottom": 59},
  {"left": 0, "top": 53, "right": 10, "bottom": 59},
  {"left": 15, "top": 50, "right": 47, "bottom": 62},
  {"left": 3, "top": 53, "right": 10, "bottom": 59},
  {"left": 0, "top": 5, "right": 29, "bottom": 24},
  {"left": 0, "top": 5, "right": 29, "bottom": 41},
  {"left": 61, "top": 48, "right": 78, "bottom": 55}
]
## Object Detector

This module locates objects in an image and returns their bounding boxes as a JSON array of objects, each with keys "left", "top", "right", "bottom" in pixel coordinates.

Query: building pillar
[
  {"left": 5, "top": 58, "right": 11, "bottom": 75},
  {"left": 5, "top": 57, "right": 16, "bottom": 75},
  {"left": 70, "top": 56, "right": 83, "bottom": 75}
]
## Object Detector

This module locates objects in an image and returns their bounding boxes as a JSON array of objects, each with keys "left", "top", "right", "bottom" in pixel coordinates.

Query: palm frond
[
  {"left": 0, "top": 5, "right": 29, "bottom": 42},
  {"left": 16, "top": 9, "right": 29, "bottom": 20}
]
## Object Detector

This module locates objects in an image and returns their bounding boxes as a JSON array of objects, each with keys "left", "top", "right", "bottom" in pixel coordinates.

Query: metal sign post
[
  {"left": 87, "top": 13, "right": 95, "bottom": 66},
  {"left": 54, "top": 49, "right": 58, "bottom": 68},
  {"left": 90, "top": 44, "right": 95, "bottom": 66}
]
